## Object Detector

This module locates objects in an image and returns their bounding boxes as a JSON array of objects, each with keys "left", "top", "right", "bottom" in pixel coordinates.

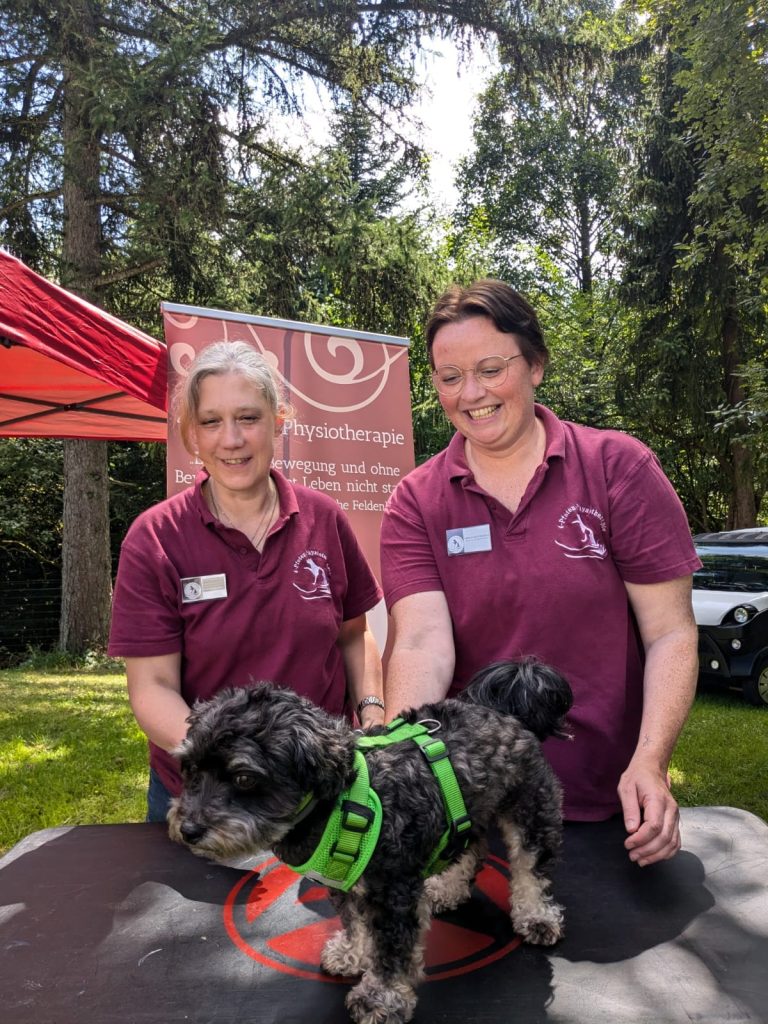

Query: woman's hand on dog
[{"left": 358, "top": 705, "right": 386, "bottom": 730}]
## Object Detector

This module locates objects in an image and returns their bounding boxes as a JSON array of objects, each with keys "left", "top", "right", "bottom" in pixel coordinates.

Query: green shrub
[{"left": 17, "top": 646, "right": 126, "bottom": 674}]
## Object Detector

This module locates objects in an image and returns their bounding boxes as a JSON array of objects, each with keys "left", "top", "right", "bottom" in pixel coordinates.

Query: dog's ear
[
  {"left": 237, "top": 685, "right": 356, "bottom": 802},
  {"left": 460, "top": 659, "right": 573, "bottom": 741},
  {"left": 290, "top": 716, "right": 356, "bottom": 802},
  {"left": 185, "top": 697, "right": 209, "bottom": 730},
  {"left": 177, "top": 693, "right": 234, "bottom": 757}
]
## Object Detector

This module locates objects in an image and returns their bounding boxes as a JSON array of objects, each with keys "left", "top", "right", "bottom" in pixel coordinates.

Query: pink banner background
[{"left": 161, "top": 304, "right": 415, "bottom": 588}]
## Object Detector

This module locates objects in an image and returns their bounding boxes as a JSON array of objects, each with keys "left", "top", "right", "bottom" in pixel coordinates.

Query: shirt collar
[
  {"left": 194, "top": 467, "right": 299, "bottom": 527},
  {"left": 194, "top": 470, "right": 216, "bottom": 525},
  {"left": 536, "top": 403, "right": 566, "bottom": 460}
]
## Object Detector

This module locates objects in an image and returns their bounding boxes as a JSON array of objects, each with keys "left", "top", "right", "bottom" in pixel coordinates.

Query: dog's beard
[{"left": 168, "top": 796, "right": 295, "bottom": 861}]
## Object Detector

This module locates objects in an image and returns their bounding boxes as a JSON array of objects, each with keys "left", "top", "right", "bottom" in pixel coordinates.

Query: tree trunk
[
  {"left": 58, "top": 0, "right": 113, "bottom": 652},
  {"left": 577, "top": 196, "right": 593, "bottom": 294},
  {"left": 59, "top": 440, "right": 112, "bottom": 652},
  {"left": 726, "top": 441, "right": 757, "bottom": 530},
  {"left": 721, "top": 307, "right": 757, "bottom": 529}
]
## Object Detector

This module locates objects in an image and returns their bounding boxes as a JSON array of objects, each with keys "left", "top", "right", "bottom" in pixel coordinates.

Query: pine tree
[
  {"left": 622, "top": 0, "right": 768, "bottom": 529},
  {"left": 1, "top": 0, "right": 508, "bottom": 650}
]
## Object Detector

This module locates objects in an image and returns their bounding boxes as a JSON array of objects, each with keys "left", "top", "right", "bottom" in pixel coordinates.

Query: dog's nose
[{"left": 180, "top": 820, "right": 207, "bottom": 845}]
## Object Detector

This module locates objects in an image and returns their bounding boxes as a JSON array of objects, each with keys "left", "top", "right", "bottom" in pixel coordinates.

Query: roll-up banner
[{"left": 160, "top": 303, "right": 415, "bottom": 647}]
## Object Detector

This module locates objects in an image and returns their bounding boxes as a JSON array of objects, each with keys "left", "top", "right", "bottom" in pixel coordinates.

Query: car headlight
[{"left": 729, "top": 605, "right": 756, "bottom": 625}]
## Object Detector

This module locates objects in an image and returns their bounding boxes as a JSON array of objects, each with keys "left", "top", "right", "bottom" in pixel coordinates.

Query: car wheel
[{"left": 743, "top": 658, "right": 768, "bottom": 707}]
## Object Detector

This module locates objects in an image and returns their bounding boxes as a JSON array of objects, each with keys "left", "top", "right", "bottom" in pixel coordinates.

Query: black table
[{"left": 1, "top": 807, "right": 766, "bottom": 1023}]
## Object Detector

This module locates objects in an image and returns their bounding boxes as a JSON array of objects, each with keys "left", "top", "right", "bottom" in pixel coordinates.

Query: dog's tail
[{"left": 457, "top": 658, "right": 573, "bottom": 741}]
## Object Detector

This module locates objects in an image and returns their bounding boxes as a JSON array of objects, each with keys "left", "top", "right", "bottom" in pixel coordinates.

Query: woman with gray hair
[{"left": 109, "top": 340, "right": 384, "bottom": 821}]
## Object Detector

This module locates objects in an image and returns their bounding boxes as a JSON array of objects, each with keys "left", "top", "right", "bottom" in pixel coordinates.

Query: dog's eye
[{"left": 232, "top": 772, "right": 260, "bottom": 791}]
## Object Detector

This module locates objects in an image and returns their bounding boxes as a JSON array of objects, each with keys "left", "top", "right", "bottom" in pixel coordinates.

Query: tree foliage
[
  {"left": 0, "top": 0, "right": 507, "bottom": 650},
  {"left": 3, "top": 0, "right": 768, "bottom": 654},
  {"left": 621, "top": 0, "right": 768, "bottom": 530},
  {"left": 443, "top": 0, "right": 768, "bottom": 531},
  {"left": 1, "top": 1, "right": 501, "bottom": 297},
  {"left": 455, "top": 0, "right": 637, "bottom": 294}
]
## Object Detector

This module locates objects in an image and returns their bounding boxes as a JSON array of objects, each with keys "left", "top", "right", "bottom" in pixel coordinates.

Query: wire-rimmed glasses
[{"left": 431, "top": 354, "right": 524, "bottom": 396}]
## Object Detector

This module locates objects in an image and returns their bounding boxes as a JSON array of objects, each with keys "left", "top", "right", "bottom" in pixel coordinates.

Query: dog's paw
[
  {"left": 423, "top": 850, "right": 480, "bottom": 914},
  {"left": 345, "top": 975, "right": 417, "bottom": 1024},
  {"left": 423, "top": 873, "right": 470, "bottom": 915},
  {"left": 513, "top": 901, "right": 564, "bottom": 946},
  {"left": 320, "top": 929, "right": 369, "bottom": 977}
]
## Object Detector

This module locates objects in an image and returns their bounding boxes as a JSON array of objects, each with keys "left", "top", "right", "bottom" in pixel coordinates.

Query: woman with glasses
[{"left": 381, "top": 279, "right": 701, "bottom": 867}]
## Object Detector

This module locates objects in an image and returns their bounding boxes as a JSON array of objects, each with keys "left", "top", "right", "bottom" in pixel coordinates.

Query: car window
[{"left": 694, "top": 545, "right": 768, "bottom": 592}]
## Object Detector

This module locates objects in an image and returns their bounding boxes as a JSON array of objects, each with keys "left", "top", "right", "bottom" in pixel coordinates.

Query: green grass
[
  {"left": 0, "top": 666, "right": 147, "bottom": 854},
  {"left": 0, "top": 668, "right": 765, "bottom": 857},
  {"left": 670, "top": 686, "right": 768, "bottom": 822}
]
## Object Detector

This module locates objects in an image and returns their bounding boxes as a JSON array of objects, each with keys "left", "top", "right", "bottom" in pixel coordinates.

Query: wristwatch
[{"left": 357, "top": 695, "right": 385, "bottom": 717}]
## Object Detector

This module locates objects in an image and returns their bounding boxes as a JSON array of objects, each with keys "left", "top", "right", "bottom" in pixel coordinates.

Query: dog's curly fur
[{"left": 168, "top": 659, "right": 572, "bottom": 1024}]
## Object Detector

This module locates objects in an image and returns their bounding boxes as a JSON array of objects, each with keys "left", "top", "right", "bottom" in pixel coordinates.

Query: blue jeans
[{"left": 146, "top": 767, "right": 173, "bottom": 823}]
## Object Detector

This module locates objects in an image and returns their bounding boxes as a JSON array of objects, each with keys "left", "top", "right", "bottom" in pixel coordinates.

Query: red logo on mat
[{"left": 223, "top": 855, "right": 521, "bottom": 982}]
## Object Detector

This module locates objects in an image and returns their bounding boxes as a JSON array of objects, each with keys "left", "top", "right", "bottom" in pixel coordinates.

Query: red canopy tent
[{"left": 0, "top": 249, "right": 167, "bottom": 441}]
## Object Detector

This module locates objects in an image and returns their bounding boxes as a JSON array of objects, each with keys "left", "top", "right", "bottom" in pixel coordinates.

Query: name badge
[
  {"left": 181, "top": 574, "right": 228, "bottom": 603},
  {"left": 446, "top": 524, "right": 492, "bottom": 556}
]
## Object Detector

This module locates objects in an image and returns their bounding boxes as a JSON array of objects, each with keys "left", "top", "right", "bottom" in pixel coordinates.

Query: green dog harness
[{"left": 289, "top": 718, "right": 471, "bottom": 891}]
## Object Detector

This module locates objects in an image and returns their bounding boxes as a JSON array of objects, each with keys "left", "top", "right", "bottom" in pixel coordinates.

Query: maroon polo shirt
[
  {"left": 109, "top": 470, "right": 382, "bottom": 795},
  {"left": 381, "top": 405, "right": 701, "bottom": 821}
]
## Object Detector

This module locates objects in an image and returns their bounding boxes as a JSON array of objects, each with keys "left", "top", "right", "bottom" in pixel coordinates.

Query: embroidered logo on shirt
[
  {"left": 292, "top": 550, "right": 332, "bottom": 601},
  {"left": 554, "top": 505, "right": 608, "bottom": 560}
]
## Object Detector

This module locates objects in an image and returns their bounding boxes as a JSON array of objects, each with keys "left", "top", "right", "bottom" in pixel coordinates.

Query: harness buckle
[
  {"left": 304, "top": 868, "right": 347, "bottom": 889},
  {"left": 340, "top": 799, "right": 375, "bottom": 833},
  {"left": 328, "top": 845, "right": 357, "bottom": 866},
  {"left": 421, "top": 739, "right": 449, "bottom": 763},
  {"left": 450, "top": 813, "right": 472, "bottom": 835},
  {"left": 443, "top": 814, "right": 472, "bottom": 859}
]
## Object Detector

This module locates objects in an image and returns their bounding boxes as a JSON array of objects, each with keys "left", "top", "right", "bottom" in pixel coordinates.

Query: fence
[{"left": 0, "top": 576, "right": 61, "bottom": 659}]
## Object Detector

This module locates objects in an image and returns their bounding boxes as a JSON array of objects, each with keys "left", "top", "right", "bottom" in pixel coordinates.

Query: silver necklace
[{"left": 208, "top": 478, "right": 277, "bottom": 550}]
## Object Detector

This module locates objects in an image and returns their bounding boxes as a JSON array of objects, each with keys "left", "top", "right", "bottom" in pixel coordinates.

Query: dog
[{"left": 168, "top": 659, "right": 572, "bottom": 1024}]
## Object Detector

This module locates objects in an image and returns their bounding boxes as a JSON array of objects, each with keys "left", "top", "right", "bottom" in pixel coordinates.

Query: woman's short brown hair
[{"left": 425, "top": 279, "right": 549, "bottom": 369}]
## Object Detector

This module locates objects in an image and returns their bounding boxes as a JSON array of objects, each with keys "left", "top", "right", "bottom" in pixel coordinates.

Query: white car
[{"left": 692, "top": 529, "right": 768, "bottom": 707}]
